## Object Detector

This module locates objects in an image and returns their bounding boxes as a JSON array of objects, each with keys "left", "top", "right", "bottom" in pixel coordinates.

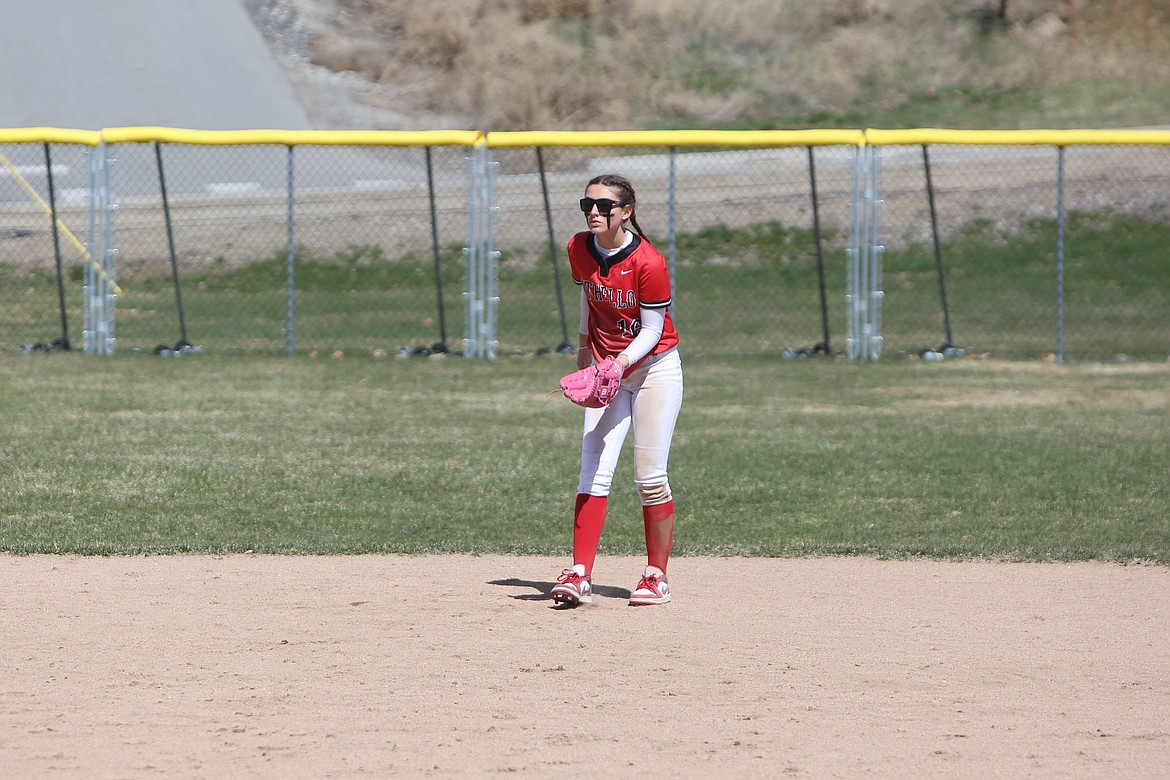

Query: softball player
[{"left": 551, "top": 174, "right": 684, "bottom": 608}]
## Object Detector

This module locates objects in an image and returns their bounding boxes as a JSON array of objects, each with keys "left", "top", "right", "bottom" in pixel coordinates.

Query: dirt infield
[{"left": 2, "top": 554, "right": 1167, "bottom": 778}]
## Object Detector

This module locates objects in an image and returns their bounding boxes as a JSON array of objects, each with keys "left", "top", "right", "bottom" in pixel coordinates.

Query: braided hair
[{"left": 588, "top": 173, "right": 647, "bottom": 239}]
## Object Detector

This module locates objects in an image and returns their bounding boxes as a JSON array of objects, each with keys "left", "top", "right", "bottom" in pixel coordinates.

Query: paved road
[{"left": 0, "top": 0, "right": 310, "bottom": 130}]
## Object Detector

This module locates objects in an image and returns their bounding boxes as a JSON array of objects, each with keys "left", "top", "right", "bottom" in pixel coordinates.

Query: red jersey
[{"left": 567, "top": 231, "right": 679, "bottom": 368}]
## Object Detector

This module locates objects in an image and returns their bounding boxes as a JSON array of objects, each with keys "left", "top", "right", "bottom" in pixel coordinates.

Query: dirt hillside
[{"left": 245, "top": 0, "right": 1170, "bottom": 131}]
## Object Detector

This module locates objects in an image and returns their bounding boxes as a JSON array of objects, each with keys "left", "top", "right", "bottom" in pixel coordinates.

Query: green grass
[
  {"left": 2, "top": 354, "right": 1167, "bottom": 562},
  {"left": 3, "top": 211, "right": 1167, "bottom": 360},
  {"left": 883, "top": 213, "right": 1170, "bottom": 359},
  {"left": 649, "top": 77, "right": 1170, "bottom": 132}
]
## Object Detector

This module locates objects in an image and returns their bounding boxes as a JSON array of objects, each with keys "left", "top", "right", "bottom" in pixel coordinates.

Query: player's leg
[
  {"left": 628, "top": 351, "right": 683, "bottom": 605},
  {"left": 552, "top": 395, "right": 633, "bottom": 606},
  {"left": 573, "top": 394, "right": 633, "bottom": 571}
]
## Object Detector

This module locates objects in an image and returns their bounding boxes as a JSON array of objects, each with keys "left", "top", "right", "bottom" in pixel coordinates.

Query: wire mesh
[
  {"left": 1, "top": 133, "right": 1167, "bottom": 362},
  {"left": 874, "top": 143, "right": 1170, "bottom": 361},
  {"left": 488, "top": 143, "right": 856, "bottom": 359}
]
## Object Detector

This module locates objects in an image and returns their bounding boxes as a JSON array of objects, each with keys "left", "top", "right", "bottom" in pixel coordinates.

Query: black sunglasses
[{"left": 579, "top": 197, "right": 625, "bottom": 215}]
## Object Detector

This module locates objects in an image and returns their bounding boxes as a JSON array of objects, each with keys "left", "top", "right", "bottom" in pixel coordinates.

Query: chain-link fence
[
  {"left": 2, "top": 128, "right": 1167, "bottom": 362},
  {"left": 1, "top": 136, "right": 95, "bottom": 354},
  {"left": 868, "top": 131, "right": 1170, "bottom": 362},
  {"left": 484, "top": 132, "right": 861, "bottom": 361}
]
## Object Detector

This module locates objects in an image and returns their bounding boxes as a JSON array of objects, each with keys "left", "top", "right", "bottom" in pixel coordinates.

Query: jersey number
[{"left": 618, "top": 319, "right": 641, "bottom": 339}]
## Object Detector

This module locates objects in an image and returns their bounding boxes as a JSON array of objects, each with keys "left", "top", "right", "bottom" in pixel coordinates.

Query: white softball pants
[{"left": 577, "top": 348, "right": 683, "bottom": 505}]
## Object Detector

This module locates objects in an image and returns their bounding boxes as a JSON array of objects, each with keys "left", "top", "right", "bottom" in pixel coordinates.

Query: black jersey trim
[
  {"left": 587, "top": 233, "right": 642, "bottom": 278},
  {"left": 642, "top": 298, "right": 672, "bottom": 309}
]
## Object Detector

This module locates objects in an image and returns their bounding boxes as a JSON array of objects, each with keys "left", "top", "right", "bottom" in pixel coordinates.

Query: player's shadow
[{"left": 488, "top": 577, "right": 630, "bottom": 604}]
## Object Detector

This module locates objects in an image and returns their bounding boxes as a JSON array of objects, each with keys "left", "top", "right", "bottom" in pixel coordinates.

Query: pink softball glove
[{"left": 557, "top": 356, "right": 623, "bottom": 408}]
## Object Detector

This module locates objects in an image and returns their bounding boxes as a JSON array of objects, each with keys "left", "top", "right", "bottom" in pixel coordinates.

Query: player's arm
[
  {"left": 616, "top": 306, "right": 665, "bottom": 371},
  {"left": 577, "top": 288, "right": 591, "bottom": 370}
]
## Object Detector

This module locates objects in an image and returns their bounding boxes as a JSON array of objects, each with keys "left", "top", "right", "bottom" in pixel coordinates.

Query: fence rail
[{"left": 2, "top": 127, "right": 1167, "bottom": 362}]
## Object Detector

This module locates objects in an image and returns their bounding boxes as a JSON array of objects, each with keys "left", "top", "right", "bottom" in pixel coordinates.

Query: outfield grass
[{"left": 2, "top": 354, "right": 1166, "bottom": 562}]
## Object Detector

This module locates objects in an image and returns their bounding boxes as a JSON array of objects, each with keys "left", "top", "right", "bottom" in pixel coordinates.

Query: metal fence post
[
  {"left": 464, "top": 142, "right": 498, "bottom": 358},
  {"left": 864, "top": 144, "right": 884, "bottom": 361},
  {"left": 485, "top": 149, "right": 500, "bottom": 360},
  {"left": 923, "top": 144, "right": 955, "bottom": 351},
  {"left": 1055, "top": 146, "right": 1066, "bottom": 364},
  {"left": 285, "top": 145, "right": 296, "bottom": 357},
  {"left": 44, "top": 142, "right": 70, "bottom": 350},
  {"left": 846, "top": 145, "right": 863, "bottom": 361},
  {"left": 462, "top": 147, "right": 476, "bottom": 357},
  {"left": 426, "top": 146, "right": 450, "bottom": 352},
  {"left": 847, "top": 142, "right": 885, "bottom": 361},
  {"left": 154, "top": 142, "right": 190, "bottom": 349},
  {"left": 667, "top": 147, "right": 678, "bottom": 323},
  {"left": 84, "top": 141, "right": 117, "bottom": 355},
  {"left": 808, "top": 145, "right": 831, "bottom": 355}
]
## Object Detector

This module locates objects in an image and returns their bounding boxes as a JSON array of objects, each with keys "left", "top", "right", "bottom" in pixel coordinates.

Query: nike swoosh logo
[{"left": 621, "top": 269, "right": 634, "bottom": 275}]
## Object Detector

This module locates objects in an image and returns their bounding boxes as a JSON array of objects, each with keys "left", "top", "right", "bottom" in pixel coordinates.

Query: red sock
[
  {"left": 643, "top": 501, "right": 675, "bottom": 573},
  {"left": 572, "top": 493, "right": 608, "bottom": 575}
]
